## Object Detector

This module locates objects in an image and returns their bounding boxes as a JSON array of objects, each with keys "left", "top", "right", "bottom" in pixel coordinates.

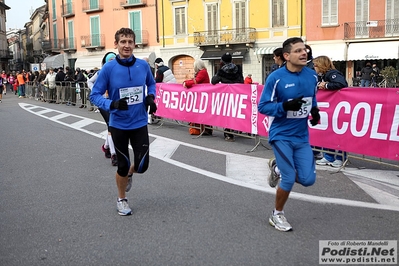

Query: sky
[{"left": 6, "top": 0, "right": 46, "bottom": 30}]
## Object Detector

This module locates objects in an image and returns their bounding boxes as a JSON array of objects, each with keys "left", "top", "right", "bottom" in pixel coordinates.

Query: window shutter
[
  {"left": 322, "top": 0, "right": 329, "bottom": 25},
  {"left": 130, "top": 12, "right": 142, "bottom": 43},
  {"left": 393, "top": 0, "right": 399, "bottom": 19},
  {"left": 235, "top": 1, "right": 245, "bottom": 29},
  {"left": 90, "top": 0, "right": 99, "bottom": 9},
  {"left": 67, "top": 0, "right": 72, "bottom": 14},
  {"left": 175, "top": 7, "right": 186, "bottom": 35},
  {"left": 90, "top": 16, "right": 100, "bottom": 46},
  {"left": 206, "top": 3, "right": 218, "bottom": 35},
  {"left": 355, "top": 0, "right": 362, "bottom": 22},
  {"left": 53, "top": 23, "right": 58, "bottom": 49},
  {"left": 68, "top": 21, "right": 74, "bottom": 48},
  {"left": 52, "top": 0, "right": 56, "bottom": 19},
  {"left": 331, "top": 0, "right": 338, "bottom": 24}
]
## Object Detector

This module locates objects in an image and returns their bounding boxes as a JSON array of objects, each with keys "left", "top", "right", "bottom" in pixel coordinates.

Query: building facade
[
  {"left": 159, "top": 0, "right": 306, "bottom": 83},
  {"left": 306, "top": 0, "right": 399, "bottom": 85},
  {"left": 0, "top": 0, "right": 11, "bottom": 71},
  {"left": 43, "top": 0, "right": 159, "bottom": 71}
]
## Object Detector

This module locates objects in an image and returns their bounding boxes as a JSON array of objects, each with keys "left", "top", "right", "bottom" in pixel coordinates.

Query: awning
[
  {"left": 42, "top": 54, "right": 64, "bottom": 69},
  {"left": 309, "top": 42, "right": 347, "bottom": 61},
  {"left": 255, "top": 46, "right": 280, "bottom": 55},
  {"left": 75, "top": 55, "right": 104, "bottom": 70},
  {"left": 201, "top": 49, "right": 247, "bottom": 60},
  {"left": 75, "top": 53, "right": 150, "bottom": 70},
  {"left": 347, "top": 41, "right": 399, "bottom": 61}
]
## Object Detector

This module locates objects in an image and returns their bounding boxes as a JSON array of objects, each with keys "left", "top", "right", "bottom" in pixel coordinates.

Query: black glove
[
  {"left": 310, "top": 107, "right": 320, "bottom": 126},
  {"left": 110, "top": 97, "right": 129, "bottom": 110},
  {"left": 145, "top": 94, "right": 157, "bottom": 114},
  {"left": 283, "top": 96, "right": 306, "bottom": 111}
]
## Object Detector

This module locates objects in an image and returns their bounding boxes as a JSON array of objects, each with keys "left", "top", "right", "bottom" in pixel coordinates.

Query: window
[
  {"left": 234, "top": 1, "right": 246, "bottom": 29},
  {"left": 272, "top": 0, "right": 285, "bottom": 27},
  {"left": 129, "top": 11, "right": 142, "bottom": 44},
  {"left": 52, "top": 23, "right": 58, "bottom": 48},
  {"left": 174, "top": 7, "right": 186, "bottom": 35},
  {"left": 52, "top": 0, "right": 57, "bottom": 20},
  {"left": 234, "top": 1, "right": 246, "bottom": 42},
  {"left": 206, "top": 3, "right": 218, "bottom": 32},
  {"left": 66, "top": 0, "right": 73, "bottom": 14},
  {"left": 68, "top": 21, "right": 74, "bottom": 48},
  {"left": 90, "top": 16, "right": 100, "bottom": 46},
  {"left": 355, "top": 0, "right": 369, "bottom": 37},
  {"left": 322, "top": 0, "right": 338, "bottom": 26},
  {"left": 386, "top": 0, "right": 399, "bottom": 36},
  {"left": 90, "top": 0, "right": 99, "bottom": 10},
  {"left": 206, "top": 3, "right": 218, "bottom": 43}
]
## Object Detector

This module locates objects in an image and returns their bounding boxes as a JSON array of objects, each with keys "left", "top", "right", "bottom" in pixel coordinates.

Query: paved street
[{"left": 1, "top": 95, "right": 398, "bottom": 266}]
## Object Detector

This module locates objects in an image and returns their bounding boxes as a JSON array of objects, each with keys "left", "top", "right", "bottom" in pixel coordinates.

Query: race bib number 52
[
  {"left": 119, "top": 86, "right": 144, "bottom": 105},
  {"left": 286, "top": 97, "right": 312, "bottom": 118}
]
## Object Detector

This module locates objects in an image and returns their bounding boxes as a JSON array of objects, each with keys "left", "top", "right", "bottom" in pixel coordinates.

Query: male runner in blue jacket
[
  {"left": 90, "top": 28, "right": 157, "bottom": 216},
  {"left": 258, "top": 37, "right": 320, "bottom": 231}
]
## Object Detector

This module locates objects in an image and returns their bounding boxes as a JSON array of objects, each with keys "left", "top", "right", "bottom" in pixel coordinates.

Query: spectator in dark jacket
[
  {"left": 75, "top": 67, "right": 87, "bottom": 108},
  {"left": 305, "top": 44, "right": 314, "bottom": 70},
  {"left": 211, "top": 52, "right": 244, "bottom": 141},
  {"left": 211, "top": 52, "right": 244, "bottom": 84},
  {"left": 55, "top": 67, "right": 66, "bottom": 104},
  {"left": 313, "top": 55, "right": 348, "bottom": 168},
  {"left": 360, "top": 62, "right": 373, "bottom": 87},
  {"left": 371, "top": 63, "right": 380, "bottom": 87},
  {"left": 266, "top": 48, "right": 285, "bottom": 83},
  {"left": 65, "top": 70, "right": 76, "bottom": 106}
]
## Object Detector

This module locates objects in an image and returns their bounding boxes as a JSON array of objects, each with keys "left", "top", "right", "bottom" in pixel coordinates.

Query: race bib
[
  {"left": 286, "top": 97, "right": 312, "bottom": 119},
  {"left": 119, "top": 86, "right": 144, "bottom": 105}
]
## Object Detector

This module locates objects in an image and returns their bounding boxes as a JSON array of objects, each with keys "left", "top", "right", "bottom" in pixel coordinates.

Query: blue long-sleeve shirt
[
  {"left": 90, "top": 56, "right": 156, "bottom": 130},
  {"left": 258, "top": 65, "right": 318, "bottom": 143}
]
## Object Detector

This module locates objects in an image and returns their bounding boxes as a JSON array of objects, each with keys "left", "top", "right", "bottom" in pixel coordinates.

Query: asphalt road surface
[{"left": 1, "top": 96, "right": 398, "bottom": 266}]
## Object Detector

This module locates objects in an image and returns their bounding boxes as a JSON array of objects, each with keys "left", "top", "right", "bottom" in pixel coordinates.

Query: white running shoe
[
  {"left": 269, "top": 212, "right": 293, "bottom": 232},
  {"left": 316, "top": 157, "right": 332, "bottom": 166},
  {"left": 331, "top": 159, "right": 343, "bottom": 168},
  {"left": 117, "top": 199, "right": 132, "bottom": 216}
]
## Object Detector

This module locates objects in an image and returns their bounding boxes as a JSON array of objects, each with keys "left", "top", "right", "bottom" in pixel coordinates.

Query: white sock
[
  {"left": 108, "top": 135, "right": 116, "bottom": 155},
  {"left": 273, "top": 209, "right": 284, "bottom": 216},
  {"left": 104, "top": 136, "right": 109, "bottom": 148}
]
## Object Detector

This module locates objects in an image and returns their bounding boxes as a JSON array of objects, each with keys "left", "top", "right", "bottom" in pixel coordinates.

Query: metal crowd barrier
[
  {"left": 25, "top": 81, "right": 93, "bottom": 108},
  {"left": 22, "top": 83, "right": 399, "bottom": 171}
]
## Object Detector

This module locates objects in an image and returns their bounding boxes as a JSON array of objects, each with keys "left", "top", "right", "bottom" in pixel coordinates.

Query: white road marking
[{"left": 19, "top": 103, "right": 399, "bottom": 212}]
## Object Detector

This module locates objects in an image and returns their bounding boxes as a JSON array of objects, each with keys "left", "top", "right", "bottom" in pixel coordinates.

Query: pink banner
[
  {"left": 155, "top": 83, "right": 267, "bottom": 135},
  {"left": 308, "top": 87, "right": 399, "bottom": 161},
  {"left": 155, "top": 84, "right": 399, "bottom": 161}
]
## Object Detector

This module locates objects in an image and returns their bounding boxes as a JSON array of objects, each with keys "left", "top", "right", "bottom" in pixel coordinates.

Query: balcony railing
[
  {"left": 82, "top": 0, "right": 103, "bottom": 13},
  {"left": 194, "top": 28, "right": 256, "bottom": 46},
  {"left": 52, "top": 39, "right": 64, "bottom": 50},
  {"left": 61, "top": 1, "right": 75, "bottom": 18},
  {"left": 134, "top": 30, "right": 148, "bottom": 46},
  {"left": 63, "top": 37, "right": 77, "bottom": 52},
  {"left": 42, "top": 39, "right": 64, "bottom": 52},
  {"left": 80, "top": 34, "right": 105, "bottom": 49},
  {"left": 344, "top": 19, "right": 399, "bottom": 40},
  {"left": 42, "top": 40, "right": 51, "bottom": 51},
  {"left": 0, "top": 49, "right": 13, "bottom": 59},
  {"left": 120, "top": 0, "right": 146, "bottom": 8}
]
